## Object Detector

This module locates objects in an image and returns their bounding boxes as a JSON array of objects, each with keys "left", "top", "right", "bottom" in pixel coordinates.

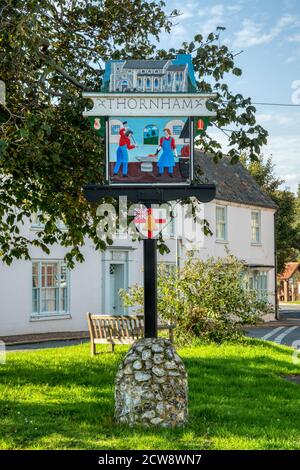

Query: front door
[{"left": 109, "top": 263, "right": 125, "bottom": 315}]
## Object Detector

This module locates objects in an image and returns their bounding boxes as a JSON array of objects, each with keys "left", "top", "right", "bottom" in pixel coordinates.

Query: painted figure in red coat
[{"left": 114, "top": 122, "right": 136, "bottom": 177}]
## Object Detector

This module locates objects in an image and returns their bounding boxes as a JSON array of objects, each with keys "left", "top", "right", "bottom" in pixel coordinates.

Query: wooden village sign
[{"left": 83, "top": 55, "right": 217, "bottom": 427}]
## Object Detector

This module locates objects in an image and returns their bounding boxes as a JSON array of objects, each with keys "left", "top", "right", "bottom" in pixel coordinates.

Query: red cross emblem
[{"left": 134, "top": 207, "right": 167, "bottom": 239}]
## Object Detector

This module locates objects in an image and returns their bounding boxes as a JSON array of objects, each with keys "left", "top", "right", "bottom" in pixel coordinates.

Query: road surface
[{"left": 247, "top": 304, "right": 300, "bottom": 347}]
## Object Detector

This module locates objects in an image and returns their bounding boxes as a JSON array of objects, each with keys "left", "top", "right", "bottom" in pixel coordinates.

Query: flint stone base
[{"left": 115, "top": 338, "right": 188, "bottom": 427}]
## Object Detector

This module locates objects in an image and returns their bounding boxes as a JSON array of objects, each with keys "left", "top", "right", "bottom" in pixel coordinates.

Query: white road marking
[
  {"left": 274, "top": 326, "right": 299, "bottom": 344},
  {"left": 261, "top": 326, "right": 285, "bottom": 341}
]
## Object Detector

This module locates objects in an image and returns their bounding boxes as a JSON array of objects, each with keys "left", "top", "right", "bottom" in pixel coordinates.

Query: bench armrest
[{"left": 157, "top": 323, "right": 176, "bottom": 330}]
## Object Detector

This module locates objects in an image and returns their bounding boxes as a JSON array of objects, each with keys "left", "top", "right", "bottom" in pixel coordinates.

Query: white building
[{"left": 0, "top": 152, "right": 277, "bottom": 338}]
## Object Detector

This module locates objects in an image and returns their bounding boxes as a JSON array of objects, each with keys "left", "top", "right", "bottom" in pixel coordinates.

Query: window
[
  {"left": 162, "top": 214, "right": 176, "bottom": 238},
  {"left": 57, "top": 219, "right": 67, "bottom": 230},
  {"left": 31, "top": 212, "right": 67, "bottom": 230},
  {"left": 216, "top": 206, "right": 227, "bottom": 241},
  {"left": 31, "top": 212, "right": 45, "bottom": 228},
  {"left": 172, "top": 125, "right": 183, "bottom": 136},
  {"left": 111, "top": 124, "right": 120, "bottom": 135},
  {"left": 251, "top": 211, "right": 261, "bottom": 244},
  {"left": 143, "top": 124, "right": 159, "bottom": 145},
  {"left": 167, "top": 72, "right": 171, "bottom": 84},
  {"left": 146, "top": 78, "right": 151, "bottom": 89},
  {"left": 158, "top": 262, "right": 176, "bottom": 276},
  {"left": 154, "top": 78, "right": 159, "bottom": 88},
  {"left": 138, "top": 78, "right": 142, "bottom": 88},
  {"left": 249, "top": 270, "right": 268, "bottom": 300},
  {"left": 32, "top": 261, "right": 69, "bottom": 315}
]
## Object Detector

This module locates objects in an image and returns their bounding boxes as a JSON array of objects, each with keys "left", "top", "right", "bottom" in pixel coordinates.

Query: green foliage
[
  {"left": 272, "top": 190, "right": 300, "bottom": 272},
  {"left": 243, "top": 155, "right": 284, "bottom": 193},
  {"left": 121, "top": 255, "right": 273, "bottom": 343},
  {"left": 242, "top": 154, "right": 300, "bottom": 272},
  {"left": 0, "top": 3, "right": 268, "bottom": 264}
]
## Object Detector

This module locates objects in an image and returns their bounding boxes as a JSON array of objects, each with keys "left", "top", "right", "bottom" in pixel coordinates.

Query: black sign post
[{"left": 143, "top": 236, "right": 158, "bottom": 338}]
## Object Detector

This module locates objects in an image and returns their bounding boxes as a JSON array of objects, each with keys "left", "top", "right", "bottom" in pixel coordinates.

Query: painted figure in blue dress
[
  {"left": 113, "top": 121, "right": 137, "bottom": 177},
  {"left": 155, "top": 128, "right": 178, "bottom": 177}
]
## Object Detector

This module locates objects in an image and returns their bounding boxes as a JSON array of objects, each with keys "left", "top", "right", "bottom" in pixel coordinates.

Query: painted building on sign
[
  {"left": 83, "top": 54, "right": 216, "bottom": 186},
  {"left": 102, "top": 55, "right": 197, "bottom": 93}
]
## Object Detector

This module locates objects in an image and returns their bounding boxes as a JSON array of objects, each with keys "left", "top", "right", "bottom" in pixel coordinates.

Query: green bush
[{"left": 120, "top": 254, "right": 274, "bottom": 343}]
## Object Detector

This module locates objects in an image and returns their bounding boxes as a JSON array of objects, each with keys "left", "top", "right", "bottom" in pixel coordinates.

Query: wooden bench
[{"left": 87, "top": 313, "right": 176, "bottom": 355}]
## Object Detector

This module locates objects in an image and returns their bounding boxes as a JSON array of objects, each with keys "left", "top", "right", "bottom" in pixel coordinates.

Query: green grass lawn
[{"left": 0, "top": 338, "right": 300, "bottom": 450}]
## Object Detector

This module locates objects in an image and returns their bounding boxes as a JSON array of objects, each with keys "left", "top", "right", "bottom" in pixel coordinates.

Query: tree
[
  {"left": 242, "top": 155, "right": 300, "bottom": 272},
  {"left": 272, "top": 190, "right": 300, "bottom": 271},
  {"left": 243, "top": 155, "right": 284, "bottom": 193},
  {"left": 0, "top": 1, "right": 268, "bottom": 265}
]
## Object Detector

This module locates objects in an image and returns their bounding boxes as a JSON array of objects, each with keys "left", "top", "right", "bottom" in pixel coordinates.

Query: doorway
[{"left": 109, "top": 263, "right": 125, "bottom": 315}]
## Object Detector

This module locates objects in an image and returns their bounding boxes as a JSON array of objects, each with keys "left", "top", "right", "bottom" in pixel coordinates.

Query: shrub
[{"left": 120, "top": 253, "right": 274, "bottom": 344}]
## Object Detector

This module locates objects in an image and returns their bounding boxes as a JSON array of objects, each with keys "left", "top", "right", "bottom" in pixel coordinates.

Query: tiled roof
[
  {"left": 136, "top": 73, "right": 164, "bottom": 77},
  {"left": 167, "top": 64, "right": 186, "bottom": 71},
  {"left": 278, "top": 262, "right": 300, "bottom": 280},
  {"left": 194, "top": 150, "right": 277, "bottom": 209},
  {"left": 123, "top": 60, "right": 168, "bottom": 69}
]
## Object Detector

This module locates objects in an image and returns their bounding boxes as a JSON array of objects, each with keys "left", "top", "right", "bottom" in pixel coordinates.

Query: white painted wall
[{"left": 0, "top": 200, "right": 276, "bottom": 336}]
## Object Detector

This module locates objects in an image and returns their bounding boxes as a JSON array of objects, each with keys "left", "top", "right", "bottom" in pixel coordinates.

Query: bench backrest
[{"left": 87, "top": 313, "right": 144, "bottom": 340}]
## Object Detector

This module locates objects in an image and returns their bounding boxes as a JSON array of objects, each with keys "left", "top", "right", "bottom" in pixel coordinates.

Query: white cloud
[
  {"left": 287, "top": 34, "right": 300, "bottom": 42},
  {"left": 256, "top": 112, "right": 300, "bottom": 126},
  {"left": 205, "top": 127, "right": 300, "bottom": 193},
  {"left": 196, "top": 5, "right": 226, "bottom": 38},
  {"left": 159, "top": 2, "right": 242, "bottom": 48},
  {"left": 233, "top": 14, "right": 299, "bottom": 48},
  {"left": 173, "top": 1, "right": 199, "bottom": 20},
  {"left": 195, "top": 3, "right": 244, "bottom": 39},
  {"left": 265, "top": 135, "right": 300, "bottom": 192}
]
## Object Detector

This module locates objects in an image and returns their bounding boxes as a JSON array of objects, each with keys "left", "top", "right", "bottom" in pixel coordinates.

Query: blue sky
[{"left": 158, "top": 0, "right": 300, "bottom": 192}]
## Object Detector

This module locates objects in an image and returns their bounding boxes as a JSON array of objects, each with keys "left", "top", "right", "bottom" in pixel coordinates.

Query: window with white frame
[
  {"left": 249, "top": 269, "right": 268, "bottom": 300},
  {"left": 31, "top": 212, "right": 67, "bottom": 230},
  {"left": 162, "top": 214, "right": 176, "bottom": 238},
  {"left": 216, "top": 205, "right": 227, "bottom": 241},
  {"left": 251, "top": 210, "right": 261, "bottom": 244},
  {"left": 32, "top": 261, "right": 69, "bottom": 315},
  {"left": 158, "top": 262, "right": 176, "bottom": 276},
  {"left": 31, "top": 212, "right": 45, "bottom": 228}
]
